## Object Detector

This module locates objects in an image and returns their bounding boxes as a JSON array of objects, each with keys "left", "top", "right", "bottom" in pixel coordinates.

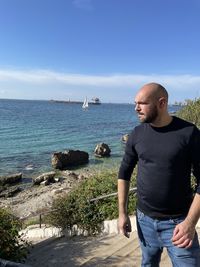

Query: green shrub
[
  {"left": 176, "top": 98, "right": 200, "bottom": 193},
  {"left": 23, "top": 217, "right": 41, "bottom": 227},
  {"left": 191, "top": 174, "right": 198, "bottom": 192},
  {"left": 0, "top": 208, "right": 30, "bottom": 262},
  {"left": 177, "top": 98, "right": 200, "bottom": 127},
  {"left": 47, "top": 169, "right": 137, "bottom": 235}
]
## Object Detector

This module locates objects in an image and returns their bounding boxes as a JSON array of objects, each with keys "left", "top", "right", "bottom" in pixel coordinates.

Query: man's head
[{"left": 134, "top": 83, "right": 169, "bottom": 124}]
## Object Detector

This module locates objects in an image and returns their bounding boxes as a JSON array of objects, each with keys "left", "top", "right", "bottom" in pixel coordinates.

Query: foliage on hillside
[
  {"left": 0, "top": 208, "right": 30, "bottom": 262},
  {"left": 177, "top": 98, "right": 200, "bottom": 127},
  {"left": 48, "top": 169, "right": 137, "bottom": 235}
]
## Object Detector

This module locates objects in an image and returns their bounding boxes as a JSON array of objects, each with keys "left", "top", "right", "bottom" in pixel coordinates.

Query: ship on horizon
[{"left": 50, "top": 97, "right": 101, "bottom": 105}]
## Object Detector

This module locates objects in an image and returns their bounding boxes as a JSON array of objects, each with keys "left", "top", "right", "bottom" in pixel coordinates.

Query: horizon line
[{"left": 0, "top": 97, "right": 193, "bottom": 105}]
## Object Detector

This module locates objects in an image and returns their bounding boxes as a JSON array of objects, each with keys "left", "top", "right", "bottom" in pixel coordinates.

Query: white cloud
[
  {"left": 0, "top": 69, "right": 200, "bottom": 89},
  {"left": 0, "top": 68, "right": 199, "bottom": 102}
]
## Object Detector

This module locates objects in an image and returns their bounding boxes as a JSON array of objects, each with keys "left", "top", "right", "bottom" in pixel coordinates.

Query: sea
[{"left": 0, "top": 99, "right": 182, "bottom": 178}]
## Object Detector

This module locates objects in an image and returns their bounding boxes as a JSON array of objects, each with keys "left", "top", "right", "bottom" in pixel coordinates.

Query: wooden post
[{"left": 39, "top": 214, "right": 42, "bottom": 228}]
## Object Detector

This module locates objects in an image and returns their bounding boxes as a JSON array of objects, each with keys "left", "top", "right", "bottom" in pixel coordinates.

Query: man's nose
[{"left": 135, "top": 103, "right": 140, "bottom": 111}]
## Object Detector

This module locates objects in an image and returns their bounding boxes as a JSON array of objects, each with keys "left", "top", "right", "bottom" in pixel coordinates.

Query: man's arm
[
  {"left": 117, "top": 129, "right": 138, "bottom": 238},
  {"left": 118, "top": 179, "right": 132, "bottom": 238},
  {"left": 173, "top": 127, "right": 200, "bottom": 248},
  {"left": 172, "top": 126, "right": 200, "bottom": 248},
  {"left": 172, "top": 193, "right": 200, "bottom": 248}
]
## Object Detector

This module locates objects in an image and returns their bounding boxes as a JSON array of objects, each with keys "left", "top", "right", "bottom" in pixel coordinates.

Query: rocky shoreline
[
  {"left": 0, "top": 169, "right": 93, "bottom": 220},
  {"left": 0, "top": 142, "right": 125, "bottom": 220}
]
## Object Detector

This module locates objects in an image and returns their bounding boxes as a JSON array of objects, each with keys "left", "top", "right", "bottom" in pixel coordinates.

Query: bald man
[{"left": 118, "top": 83, "right": 200, "bottom": 266}]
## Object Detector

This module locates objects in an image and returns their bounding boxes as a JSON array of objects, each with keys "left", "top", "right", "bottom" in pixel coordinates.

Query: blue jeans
[{"left": 136, "top": 209, "right": 200, "bottom": 267}]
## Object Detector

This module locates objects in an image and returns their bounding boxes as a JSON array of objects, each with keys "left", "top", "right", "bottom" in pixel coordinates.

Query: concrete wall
[{"left": 20, "top": 216, "right": 200, "bottom": 241}]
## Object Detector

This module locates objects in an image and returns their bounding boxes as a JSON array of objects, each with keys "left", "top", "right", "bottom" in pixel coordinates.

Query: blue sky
[{"left": 0, "top": 0, "right": 200, "bottom": 103}]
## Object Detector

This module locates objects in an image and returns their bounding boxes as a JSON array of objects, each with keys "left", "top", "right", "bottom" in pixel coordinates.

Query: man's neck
[{"left": 150, "top": 114, "right": 173, "bottom": 128}]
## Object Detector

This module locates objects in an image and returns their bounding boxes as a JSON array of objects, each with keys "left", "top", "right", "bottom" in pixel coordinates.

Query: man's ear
[{"left": 158, "top": 97, "right": 166, "bottom": 108}]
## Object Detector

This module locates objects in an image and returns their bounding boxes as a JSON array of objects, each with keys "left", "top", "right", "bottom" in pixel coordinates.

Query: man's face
[{"left": 134, "top": 91, "right": 159, "bottom": 123}]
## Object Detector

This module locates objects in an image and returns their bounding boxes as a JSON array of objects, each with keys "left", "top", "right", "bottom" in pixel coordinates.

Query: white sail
[{"left": 82, "top": 97, "right": 89, "bottom": 109}]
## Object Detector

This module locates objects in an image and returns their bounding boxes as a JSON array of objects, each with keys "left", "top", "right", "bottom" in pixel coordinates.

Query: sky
[{"left": 0, "top": 0, "right": 200, "bottom": 103}]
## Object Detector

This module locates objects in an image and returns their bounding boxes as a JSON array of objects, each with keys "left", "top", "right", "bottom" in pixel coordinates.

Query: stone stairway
[
  {"left": 25, "top": 228, "right": 200, "bottom": 267},
  {"left": 80, "top": 232, "right": 172, "bottom": 267},
  {"left": 24, "top": 214, "right": 200, "bottom": 267}
]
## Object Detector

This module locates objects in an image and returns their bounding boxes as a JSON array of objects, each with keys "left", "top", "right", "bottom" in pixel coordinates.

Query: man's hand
[
  {"left": 172, "top": 219, "right": 196, "bottom": 248},
  {"left": 118, "top": 214, "right": 132, "bottom": 238}
]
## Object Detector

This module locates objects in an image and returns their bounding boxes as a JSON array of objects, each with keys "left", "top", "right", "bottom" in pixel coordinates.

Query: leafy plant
[
  {"left": 47, "top": 169, "right": 137, "bottom": 235},
  {"left": 177, "top": 98, "right": 200, "bottom": 127},
  {"left": 0, "top": 208, "right": 30, "bottom": 262}
]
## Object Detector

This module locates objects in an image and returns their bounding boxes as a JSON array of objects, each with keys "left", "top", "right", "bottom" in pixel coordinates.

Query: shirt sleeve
[
  {"left": 118, "top": 130, "right": 138, "bottom": 181},
  {"left": 191, "top": 126, "right": 200, "bottom": 194}
]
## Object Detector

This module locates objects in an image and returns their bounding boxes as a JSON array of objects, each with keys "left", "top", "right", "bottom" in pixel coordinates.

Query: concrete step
[
  {"left": 25, "top": 232, "right": 170, "bottom": 267},
  {"left": 80, "top": 233, "right": 172, "bottom": 267},
  {"left": 80, "top": 232, "right": 139, "bottom": 266}
]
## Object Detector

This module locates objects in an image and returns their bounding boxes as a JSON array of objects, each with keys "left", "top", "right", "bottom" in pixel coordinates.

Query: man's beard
[{"left": 139, "top": 106, "right": 158, "bottom": 123}]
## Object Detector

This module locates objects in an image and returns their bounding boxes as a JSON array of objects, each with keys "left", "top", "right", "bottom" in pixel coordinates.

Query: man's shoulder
[
  {"left": 131, "top": 123, "right": 147, "bottom": 134},
  {"left": 173, "top": 116, "right": 198, "bottom": 130},
  {"left": 128, "top": 123, "right": 147, "bottom": 144},
  {"left": 173, "top": 116, "right": 194, "bottom": 125},
  {"left": 172, "top": 116, "right": 200, "bottom": 139}
]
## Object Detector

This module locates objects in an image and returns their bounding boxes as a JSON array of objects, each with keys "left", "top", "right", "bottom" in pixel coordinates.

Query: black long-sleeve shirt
[{"left": 118, "top": 116, "right": 200, "bottom": 218}]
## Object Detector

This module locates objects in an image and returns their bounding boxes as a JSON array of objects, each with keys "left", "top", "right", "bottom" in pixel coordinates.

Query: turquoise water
[
  {"left": 0, "top": 99, "right": 181, "bottom": 177},
  {"left": 0, "top": 100, "right": 136, "bottom": 176}
]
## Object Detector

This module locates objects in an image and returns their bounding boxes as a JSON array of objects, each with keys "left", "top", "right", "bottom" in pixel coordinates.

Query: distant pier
[{"left": 50, "top": 98, "right": 101, "bottom": 105}]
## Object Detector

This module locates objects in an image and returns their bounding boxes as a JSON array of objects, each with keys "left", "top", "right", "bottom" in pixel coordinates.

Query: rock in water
[
  {"left": 94, "top": 143, "right": 111, "bottom": 157},
  {"left": 52, "top": 150, "right": 89, "bottom": 170},
  {"left": 0, "top": 173, "right": 22, "bottom": 186},
  {"left": 121, "top": 134, "right": 129, "bottom": 143}
]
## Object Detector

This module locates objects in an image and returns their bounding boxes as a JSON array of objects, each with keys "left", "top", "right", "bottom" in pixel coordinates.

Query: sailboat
[{"left": 82, "top": 97, "right": 89, "bottom": 109}]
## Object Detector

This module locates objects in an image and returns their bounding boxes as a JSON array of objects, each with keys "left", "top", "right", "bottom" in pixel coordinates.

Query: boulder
[
  {"left": 121, "top": 134, "right": 129, "bottom": 143},
  {"left": 32, "top": 171, "right": 56, "bottom": 185},
  {"left": 0, "top": 186, "right": 21, "bottom": 198},
  {"left": 52, "top": 150, "right": 89, "bottom": 170},
  {"left": 40, "top": 180, "right": 50, "bottom": 186},
  {"left": 0, "top": 173, "right": 22, "bottom": 186},
  {"left": 94, "top": 143, "right": 111, "bottom": 157},
  {"left": 54, "top": 177, "right": 61, "bottom": 183}
]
